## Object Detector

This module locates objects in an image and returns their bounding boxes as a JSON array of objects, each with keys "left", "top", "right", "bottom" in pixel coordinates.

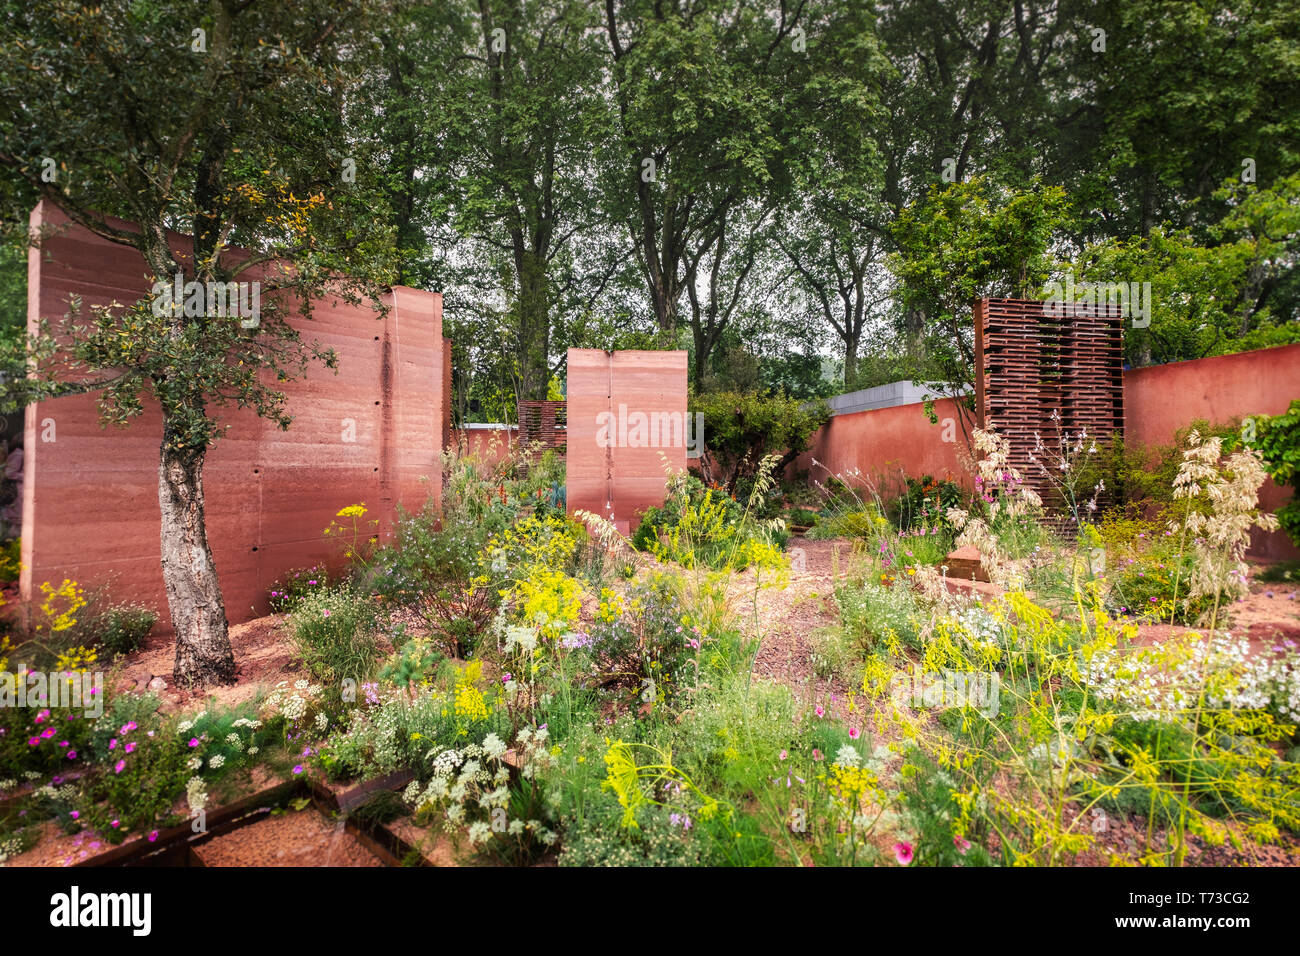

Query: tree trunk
[
  {"left": 514, "top": 248, "right": 551, "bottom": 401},
  {"left": 159, "top": 440, "right": 235, "bottom": 687},
  {"left": 843, "top": 334, "right": 859, "bottom": 385}
]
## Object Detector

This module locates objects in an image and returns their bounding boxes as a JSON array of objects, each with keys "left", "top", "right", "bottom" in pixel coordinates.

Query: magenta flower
[
  {"left": 815, "top": 705, "right": 825, "bottom": 718},
  {"left": 147, "top": 831, "right": 159, "bottom": 842},
  {"left": 27, "top": 737, "right": 38, "bottom": 746},
  {"left": 188, "top": 738, "right": 200, "bottom": 748},
  {"left": 66, "top": 750, "right": 77, "bottom": 760},
  {"left": 293, "top": 765, "right": 304, "bottom": 775},
  {"left": 893, "top": 842, "right": 914, "bottom": 865},
  {"left": 108, "top": 738, "right": 117, "bottom": 750},
  {"left": 114, "top": 760, "right": 126, "bottom": 774},
  {"left": 953, "top": 835, "right": 971, "bottom": 854},
  {"left": 125, "top": 741, "right": 137, "bottom": 753},
  {"left": 69, "top": 810, "right": 79, "bottom": 820},
  {"left": 848, "top": 727, "right": 860, "bottom": 740}
]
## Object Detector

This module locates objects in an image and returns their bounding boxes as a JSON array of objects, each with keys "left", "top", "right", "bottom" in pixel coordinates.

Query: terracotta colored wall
[
  {"left": 566, "top": 349, "right": 687, "bottom": 534},
  {"left": 797, "top": 344, "right": 1300, "bottom": 559},
  {"left": 20, "top": 201, "right": 446, "bottom": 627},
  {"left": 1124, "top": 344, "right": 1300, "bottom": 560},
  {"left": 794, "top": 397, "right": 970, "bottom": 495}
]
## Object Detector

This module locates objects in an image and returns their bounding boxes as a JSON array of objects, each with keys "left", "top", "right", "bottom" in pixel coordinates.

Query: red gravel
[{"left": 193, "top": 808, "right": 383, "bottom": 867}]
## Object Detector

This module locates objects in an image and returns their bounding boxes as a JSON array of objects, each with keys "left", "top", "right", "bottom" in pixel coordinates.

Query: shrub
[
  {"left": 692, "top": 389, "right": 829, "bottom": 495},
  {"left": 1105, "top": 542, "right": 1209, "bottom": 625},
  {"left": 0, "top": 537, "right": 19, "bottom": 583},
  {"left": 889, "top": 475, "right": 963, "bottom": 531},
  {"left": 0, "top": 694, "right": 100, "bottom": 780},
  {"left": 288, "top": 588, "right": 381, "bottom": 685},
  {"left": 1247, "top": 399, "right": 1300, "bottom": 546},
  {"left": 807, "top": 502, "right": 885, "bottom": 540},
  {"left": 575, "top": 575, "right": 696, "bottom": 706},
  {"left": 417, "top": 576, "right": 498, "bottom": 659},
  {"left": 268, "top": 565, "right": 331, "bottom": 613},
  {"left": 91, "top": 604, "right": 157, "bottom": 657},
  {"left": 634, "top": 472, "right": 787, "bottom": 572},
  {"left": 81, "top": 706, "right": 190, "bottom": 844},
  {"left": 364, "top": 504, "right": 486, "bottom": 605}
]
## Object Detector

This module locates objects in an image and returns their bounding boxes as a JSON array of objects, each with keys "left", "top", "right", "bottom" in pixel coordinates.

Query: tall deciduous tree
[
  {"left": 601, "top": 0, "right": 887, "bottom": 387},
  {"left": 0, "top": 0, "right": 394, "bottom": 685},
  {"left": 889, "top": 177, "right": 1068, "bottom": 399},
  {"left": 364, "top": 0, "right": 614, "bottom": 404}
]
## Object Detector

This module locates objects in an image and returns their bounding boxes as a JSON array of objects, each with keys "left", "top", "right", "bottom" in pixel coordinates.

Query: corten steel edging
[{"left": 71, "top": 772, "right": 423, "bottom": 868}]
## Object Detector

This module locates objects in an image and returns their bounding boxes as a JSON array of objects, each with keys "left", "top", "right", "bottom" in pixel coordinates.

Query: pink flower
[
  {"left": 815, "top": 705, "right": 825, "bottom": 718},
  {"left": 188, "top": 738, "right": 200, "bottom": 748},
  {"left": 779, "top": 750, "right": 788, "bottom": 761},
  {"left": 114, "top": 760, "right": 126, "bottom": 774},
  {"left": 953, "top": 835, "right": 971, "bottom": 854},
  {"left": 27, "top": 737, "right": 39, "bottom": 747},
  {"left": 848, "top": 727, "right": 860, "bottom": 740},
  {"left": 110, "top": 819, "right": 120, "bottom": 828},
  {"left": 812, "top": 749, "right": 823, "bottom": 761},
  {"left": 323, "top": 609, "right": 331, "bottom": 618},
  {"left": 894, "top": 842, "right": 914, "bottom": 865},
  {"left": 66, "top": 750, "right": 77, "bottom": 760},
  {"left": 108, "top": 738, "right": 117, "bottom": 750},
  {"left": 293, "top": 765, "right": 304, "bottom": 775},
  {"left": 125, "top": 741, "right": 137, "bottom": 753},
  {"left": 69, "top": 810, "right": 79, "bottom": 820},
  {"left": 148, "top": 831, "right": 159, "bottom": 842}
]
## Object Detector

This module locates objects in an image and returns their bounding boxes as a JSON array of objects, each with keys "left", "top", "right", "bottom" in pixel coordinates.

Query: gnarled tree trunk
[{"left": 159, "top": 440, "right": 235, "bottom": 686}]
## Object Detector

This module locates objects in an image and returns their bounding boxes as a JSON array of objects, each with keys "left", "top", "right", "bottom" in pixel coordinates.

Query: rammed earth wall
[
  {"left": 797, "top": 341, "right": 1300, "bottom": 560},
  {"left": 20, "top": 201, "right": 449, "bottom": 628}
]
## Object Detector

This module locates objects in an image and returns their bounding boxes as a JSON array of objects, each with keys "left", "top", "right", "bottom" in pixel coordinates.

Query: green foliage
[
  {"left": 834, "top": 570, "right": 925, "bottom": 656},
  {"left": 0, "top": 537, "right": 20, "bottom": 583},
  {"left": 268, "top": 566, "right": 332, "bottom": 614},
  {"left": 0, "top": 695, "right": 99, "bottom": 780},
  {"left": 889, "top": 178, "right": 1070, "bottom": 392},
  {"left": 81, "top": 707, "right": 190, "bottom": 844},
  {"left": 634, "top": 473, "right": 787, "bottom": 572},
  {"left": 1247, "top": 399, "right": 1300, "bottom": 545},
  {"left": 1105, "top": 539, "right": 1210, "bottom": 626},
  {"left": 288, "top": 589, "right": 382, "bottom": 686},
  {"left": 1077, "top": 420, "right": 1244, "bottom": 516},
  {"left": 90, "top": 604, "right": 157, "bottom": 657},
  {"left": 692, "top": 390, "right": 830, "bottom": 494},
  {"left": 889, "top": 475, "right": 963, "bottom": 531}
]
